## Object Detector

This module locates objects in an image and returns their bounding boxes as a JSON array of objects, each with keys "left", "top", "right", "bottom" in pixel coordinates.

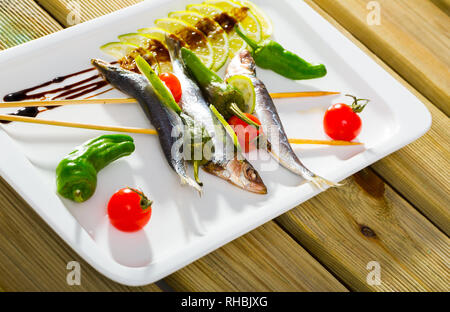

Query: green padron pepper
[
  {"left": 181, "top": 113, "right": 213, "bottom": 186},
  {"left": 56, "top": 134, "right": 135, "bottom": 203},
  {"left": 235, "top": 26, "right": 327, "bottom": 80},
  {"left": 180, "top": 47, "right": 260, "bottom": 128}
]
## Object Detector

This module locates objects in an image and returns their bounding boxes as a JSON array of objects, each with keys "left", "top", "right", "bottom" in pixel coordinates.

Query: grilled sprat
[
  {"left": 226, "top": 50, "right": 337, "bottom": 189},
  {"left": 92, "top": 59, "right": 202, "bottom": 192},
  {"left": 166, "top": 36, "right": 267, "bottom": 194}
]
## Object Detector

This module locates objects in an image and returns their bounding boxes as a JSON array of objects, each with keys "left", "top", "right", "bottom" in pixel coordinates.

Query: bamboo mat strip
[
  {"left": 0, "top": 0, "right": 62, "bottom": 49},
  {"left": 35, "top": 0, "right": 143, "bottom": 27}
]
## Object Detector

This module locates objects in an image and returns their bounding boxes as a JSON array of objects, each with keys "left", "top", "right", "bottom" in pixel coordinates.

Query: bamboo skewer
[
  {"left": 288, "top": 138, "right": 362, "bottom": 146},
  {"left": 0, "top": 98, "right": 136, "bottom": 108},
  {"left": 0, "top": 114, "right": 362, "bottom": 146},
  {"left": 270, "top": 91, "right": 340, "bottom": 98},
  {"left": 0, "top": 114, "right": 157, "bottom": 135},
  {"left": 0, "top": 91, "right": 340, "bottom": 109}
]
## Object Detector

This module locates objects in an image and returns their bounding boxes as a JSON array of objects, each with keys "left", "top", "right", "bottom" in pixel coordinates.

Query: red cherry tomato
[
  {"left": 107, "top": 188, "right": 152, "bottom": 232},
  {"left": 159, "top": 72, "right": 182, "bottom": 103},
  {"left": 228, "top": 113, "right": 262, "bottom": 153},
  {"left": 323, "top": 95, "right": 368, "bottom": 141}
]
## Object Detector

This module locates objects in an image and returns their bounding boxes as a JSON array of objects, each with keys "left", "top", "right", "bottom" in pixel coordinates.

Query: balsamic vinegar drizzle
[{"left": 1, "top": 63, "right": 115, "bottom": 124}]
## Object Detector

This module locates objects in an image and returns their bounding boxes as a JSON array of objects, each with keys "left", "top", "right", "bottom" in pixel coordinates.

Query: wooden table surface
[{"left": 0, "top": 0, "right": 448, "bottom": 292}]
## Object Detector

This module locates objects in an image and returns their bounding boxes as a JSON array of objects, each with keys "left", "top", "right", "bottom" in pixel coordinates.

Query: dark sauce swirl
[{"left": 1, "top": 66, "right": 111, "bottom": 124}]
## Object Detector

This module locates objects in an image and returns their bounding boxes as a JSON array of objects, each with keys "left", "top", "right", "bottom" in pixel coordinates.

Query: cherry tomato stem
[{"left": 323, "top": 95, "right": 368, "bottom": 141}]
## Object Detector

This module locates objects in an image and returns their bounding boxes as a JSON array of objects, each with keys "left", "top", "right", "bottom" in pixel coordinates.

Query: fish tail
[
  {"left": 308, "top": 175, "right": 341, "bottom": 189},
  {"left": 180, "top": 175, "right": 203, "bottom": 194}
]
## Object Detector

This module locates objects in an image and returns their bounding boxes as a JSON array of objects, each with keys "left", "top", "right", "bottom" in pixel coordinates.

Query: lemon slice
[
  {"left": 187, "top": 3, "right": 245, "bottom": 57},
  {"left": 204, "top": 0, "right": 262, "bottom": 42},
  {"left": 226, "top": 75, "right": 255, "bottom": 113},
  {"left": 233, "top": 0, "right": 272, "bottom": 38},
  {"left": 100, "top": 42, "right": 139, "bottom": 59},
  {"left": 155, "top": 18, "right": 214, "bottom": 69},
  {"left": 169, "top": 11, "right": 229, "bottom": 71}
]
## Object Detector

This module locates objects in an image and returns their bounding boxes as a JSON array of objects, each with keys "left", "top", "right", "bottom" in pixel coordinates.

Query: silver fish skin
[
  {"left": 166, "top": 36, "right": 267, "bottom": 194},
  {"left": 92, "top": 59, "right": 202, "bottom": 192},
  {"left": 225, "top": 50, "right": 337, "bottom": 188}
]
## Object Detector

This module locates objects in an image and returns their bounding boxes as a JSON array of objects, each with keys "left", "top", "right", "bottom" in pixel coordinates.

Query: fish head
[
  {"left": 165, "top": 34, "right": 184, "bottom": 61},
  {"left": 92, "top": 58, "right": 147, "bottom": 96},
  {"left": 91, "top": 58, "right": 131, "bottom": 86},
  {"left": 203, "top": 157, "right": 267, "bottom": 194},
  {"left": 92, "top": 58, "right": 117, "bottom": 75},
  {"left": 225, "top": 49, "right": 256, "bottom": 78}
]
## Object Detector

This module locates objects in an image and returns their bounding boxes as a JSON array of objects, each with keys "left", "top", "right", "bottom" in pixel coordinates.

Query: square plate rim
[{"left": 0, "top": 0, "right": 432, "bottom": 286}]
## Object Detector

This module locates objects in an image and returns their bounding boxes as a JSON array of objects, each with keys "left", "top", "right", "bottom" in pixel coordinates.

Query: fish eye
[{"left": 243, "top": 164, "right": 258, "bottom": 182}]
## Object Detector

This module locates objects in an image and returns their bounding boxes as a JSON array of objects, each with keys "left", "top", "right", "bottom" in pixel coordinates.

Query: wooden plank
[
  {"left": 0, "top": 0, "right": 62, "bottom": 49},
  {"left": 276, "top": 168, "right": 450, "bottom": 292},
  {"left": 35, "top": 0, "right": 142, "bottom": 27},
  {"left": 0, "top": 177, "right": 161, "bottom": 291},
  {"left": 431, "top": 0, "right": 450, "bottom": 16},
  {"left": 165, "top": 222, "right": 348, "bottom": 292},
  {"left": 308, "top": 0, "right": 450, "bottom": 234},
  {"left": 371, "top": 103, "right": 450, "bottom": 234},
  {"left": 313, "top": 0, "right": 450, "bottom": 116}
]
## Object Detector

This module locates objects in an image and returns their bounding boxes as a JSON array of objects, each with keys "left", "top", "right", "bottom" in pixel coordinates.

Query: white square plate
[{"left": 0, "top": 0, "right": 431, "bottom": 285}]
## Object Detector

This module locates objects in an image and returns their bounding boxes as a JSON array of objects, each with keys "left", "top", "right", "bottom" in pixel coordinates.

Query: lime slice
[
  {"left": 100, "top": 42, "right": 139, "bottom": 59},
  {"left": 187, "top": 3, "right": 245, "bottom": 57},
  {"left": 137, "top": 27, "right": 170, "bottom": 44},
  {"left": 226, "top": 75, "right": 255, "bottom": 113},
  {"left": 187, "top": 3, "right": 224, "bottom": 17},
  {"left": 226, "top": 31, "right": 247, "bottom": 58},
  {"left": 118, "top": 33, "right": 173, "bottom": 73},
  {"left": 233, "top": 0, "right": 272, "bottom": 38},
  {"left": 155, "top": 18, "right": 215, "bottom": 69},
  {"left": 118, "top": 33, "right": 155, "bottom": 47},
  {"left": 168, "top": 10, "right": 206, "bottom": 27},
  {"left": 169, "top": 10, "right": 229, "bottom": 71},
  {"left": 204, "top": 0, "right": 262, "bottom": 42}
]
